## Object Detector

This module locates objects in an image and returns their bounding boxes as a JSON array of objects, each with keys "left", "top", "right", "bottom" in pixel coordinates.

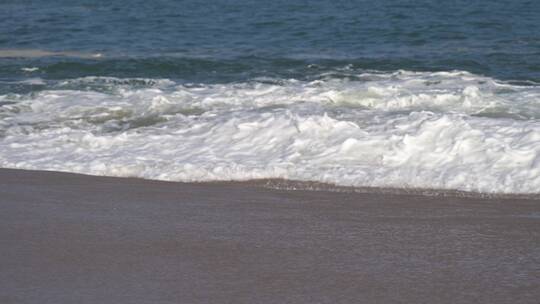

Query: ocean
[{"left": 1, "top": 0, "right": 540, "bottom": 194}]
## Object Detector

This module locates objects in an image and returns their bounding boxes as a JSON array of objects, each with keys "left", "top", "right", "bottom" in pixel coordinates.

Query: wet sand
[{"left": 1, "top": 168, "right": 539, "bottom": 304}]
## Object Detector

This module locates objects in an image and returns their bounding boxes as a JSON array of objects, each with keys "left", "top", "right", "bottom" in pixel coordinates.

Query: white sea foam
[
  {"left": 21, "top": 67, "right": 39, "bottom": 72},
  {"left": 1, "top": 70, "right": 540, "bottom": 194}
]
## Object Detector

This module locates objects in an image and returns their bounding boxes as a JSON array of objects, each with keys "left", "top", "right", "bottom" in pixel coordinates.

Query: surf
[{"left": 1, "top": 70, "right": 539, "bottom": 194}]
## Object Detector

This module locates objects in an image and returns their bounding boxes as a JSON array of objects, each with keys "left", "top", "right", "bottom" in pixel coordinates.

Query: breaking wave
[{"left": 1, "top": 70, "right": 540, "bottom": 194}]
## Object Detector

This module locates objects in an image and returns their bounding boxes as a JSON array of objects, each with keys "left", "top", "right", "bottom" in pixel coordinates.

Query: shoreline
[
  {"left": 3, "top": 167, "right": 539, "bottom": 200},
  {"left": 1, "top": 167, "right": 540, "bottom": 303}
]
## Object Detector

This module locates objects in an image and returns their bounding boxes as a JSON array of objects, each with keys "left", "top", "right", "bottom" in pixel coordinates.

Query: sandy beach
[{"left": 1, "top": 168, "right": 539, "bottom": 303}]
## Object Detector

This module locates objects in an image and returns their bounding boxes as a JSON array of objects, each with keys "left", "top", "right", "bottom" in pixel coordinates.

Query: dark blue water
[{"left": 1, "top": 0, "right": 539, "bottom": 85}]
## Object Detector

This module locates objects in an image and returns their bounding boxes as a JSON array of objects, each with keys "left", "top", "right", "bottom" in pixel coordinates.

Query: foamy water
[{"left": 1, "top": 70, "right": 540, "bottom": 194}]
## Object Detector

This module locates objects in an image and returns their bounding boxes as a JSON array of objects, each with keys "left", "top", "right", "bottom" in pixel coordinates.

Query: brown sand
[{"left": 1, "top": 168, "right": 539, "bottom": 304}]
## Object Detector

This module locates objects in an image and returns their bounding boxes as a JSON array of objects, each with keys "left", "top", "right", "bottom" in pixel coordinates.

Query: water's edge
[{"left": 3, "top": 167, "right": 537, "bottom": 201}]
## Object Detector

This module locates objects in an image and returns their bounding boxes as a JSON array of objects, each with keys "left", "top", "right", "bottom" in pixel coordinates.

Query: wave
[
  {"left": 1, "top": 70, "right": 540, "bottom": 194},
  {"left": 3, "top": 55, "right": 538, "bottom": 85},
  {"left": 0, "top": 49, "right": 103, "bottom": 59}
]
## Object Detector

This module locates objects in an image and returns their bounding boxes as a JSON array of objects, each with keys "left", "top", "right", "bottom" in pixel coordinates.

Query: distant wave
[{"left": 0, "top": 49, "right": 103, "bottom": 59}]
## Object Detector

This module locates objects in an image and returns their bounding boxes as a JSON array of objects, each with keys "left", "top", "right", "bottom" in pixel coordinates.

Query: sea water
[{"left": 1, "top": 0, "right": 539, "bottom": 194}]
